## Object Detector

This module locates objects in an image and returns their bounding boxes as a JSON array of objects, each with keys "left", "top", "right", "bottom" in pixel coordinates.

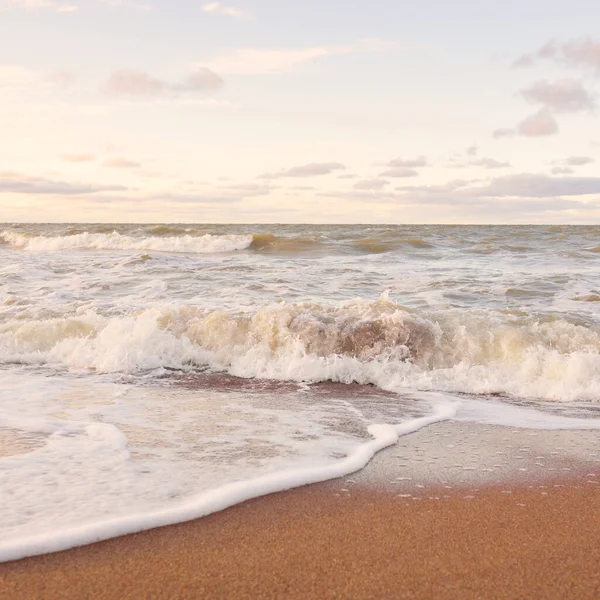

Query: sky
[{"left": 1, "top": 0, "right": 600, "bottom": 224}]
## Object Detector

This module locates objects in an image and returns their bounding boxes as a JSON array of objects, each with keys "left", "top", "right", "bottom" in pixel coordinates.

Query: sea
[{"left": 1, "top": 223, "right": 600, "bottom": 560}]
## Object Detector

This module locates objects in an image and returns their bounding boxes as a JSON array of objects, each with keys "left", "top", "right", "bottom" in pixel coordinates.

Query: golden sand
[{"left": 2, "top": 481, "right": 599, "bottom": 599}]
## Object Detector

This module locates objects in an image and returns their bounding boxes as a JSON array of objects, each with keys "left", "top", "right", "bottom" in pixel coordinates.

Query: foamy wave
[
  {"left": 1, "top": 294, "right": 599, "bottom": 401},
  {"left": 0, "top": 231, "right": 254, "bottom": 254}
]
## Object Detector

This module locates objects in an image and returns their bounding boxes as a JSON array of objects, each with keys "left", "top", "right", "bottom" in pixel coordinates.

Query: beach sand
[{"left": 2, "top": 423, "right": 599, "bottom": 599}]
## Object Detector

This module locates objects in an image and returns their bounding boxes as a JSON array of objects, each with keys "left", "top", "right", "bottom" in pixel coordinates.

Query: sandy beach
[
  {"left": 2, "top": 423, "right": 599, "bottom": 599},
  {"left": 1, "top": 482, "right": 599, "bottom": 599}
]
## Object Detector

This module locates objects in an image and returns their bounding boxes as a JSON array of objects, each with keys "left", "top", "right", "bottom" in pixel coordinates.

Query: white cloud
[
  {"left": 395, "top": 173, "right": 600, "bottom": 199},
  {"left": 260, "top": 162, "right": 345, "bottom": 179},
  {"left": 518, "top": 108, "right": 559, "bottom": 137},
  {"left": 385, "top": 156, "right": 428, "bottom": 168},
  {"left": 471, "top": 157, "right": 511, "bottom": 169},
  {"left": 0, "top": 171, "right": 125, "bottom": 194},
  {"left": 514, "top": 38, "right": 600, "bottom": 76},
  {"left": 492, "top": 128, "right": 515, "bottom": 139},
  {"left": 353, "top": 179, "right": 388, "bottom": 191},
  {"left": 470, "top": 174, "right": 600, "bottom": 198},
  {"left": 105, "top": 68, "right": 223, "bottom": 96},
  {"left": 204, "top": 39, "right": 400, "bottom": 75},
  {"left": 201, "top": 2, "right": 248, "bottom": 20},
  {"left": 106, "top": 70, "right": 164, "bottom": 96},
  {"left": 379, "top": 167, "right": 419, "bottom": 178},
  {"left": 520, "top": 79, "right": 596, "bottom": 113},
  {"left": 216, "top": 182, "right": 271, "bottom": 197},
  {"left": 173, "top": 68, "right": 224, "bottom": 92},
  {"left": 551, "top": 166, "right": 574, "bottom": 175},
  {"left": 61, "top": 153, "right": 96, "bottom": 162},
  {"left": 104, "top": 157, "right": 141, "bottom": 168},
  {"left": 451, "top": 157, "right": 511, "bottom": 169},
  {"left": 565, "top": 156, "right": 594, "bottom": 166}
]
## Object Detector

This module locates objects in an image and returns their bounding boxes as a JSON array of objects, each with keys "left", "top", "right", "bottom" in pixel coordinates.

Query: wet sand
[
  {"left": 2, "top": 422, "right": 599, "bottom": 599},
  {"left": 1, "top": 482, "right": 599, "bottom": 600}
]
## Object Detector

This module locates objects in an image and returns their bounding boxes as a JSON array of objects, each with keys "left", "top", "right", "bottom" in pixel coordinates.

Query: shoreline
[{"left": 1, "top": 422, "right": 599, "bottom": 598}]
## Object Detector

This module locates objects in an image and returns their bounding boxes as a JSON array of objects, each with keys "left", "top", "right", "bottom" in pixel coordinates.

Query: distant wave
[
  {"left": 0, "top": 231, "right": 254, "bottom": 254},
  {"left": 1, "top": 293, "right": 599, "bottom": 401},
  {"left": 250, "top": 233, "right": 324, "bottom": 252},
  {"left": 0, "top": 229, "right": 441, "bottom": 256},
  {"left": 0, "top": 230, "right": 332, "bottom": 255}
]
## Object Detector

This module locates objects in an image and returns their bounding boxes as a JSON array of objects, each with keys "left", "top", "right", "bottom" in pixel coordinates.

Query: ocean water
[{"left": 1, "top": 223, "right": 600, "bottom": 560}]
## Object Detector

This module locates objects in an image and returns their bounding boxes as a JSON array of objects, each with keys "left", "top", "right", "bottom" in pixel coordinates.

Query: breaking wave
[
  {"left": 0, "top": 231, "right": 327, "bottom": 255},
  {"left": 1, "top": 294, "right": 599, "bottom": 401},
  {"left": 0, "top": 230, "right": 436, "bottom": 255},
  {"left": 0, "top": 231, "right": 254, "bottom": 254},
  {"left": 249, "top": 233, "right": 324, "bottom": 252}
]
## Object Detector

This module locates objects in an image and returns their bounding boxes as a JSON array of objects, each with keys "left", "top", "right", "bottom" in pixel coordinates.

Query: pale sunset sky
[{"left": 1, "top": 0, "right": 599, "bottom": 223}]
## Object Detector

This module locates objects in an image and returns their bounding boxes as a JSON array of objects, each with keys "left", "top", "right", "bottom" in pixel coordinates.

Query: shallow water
[{"left": 1, "top": 224, "right": 599, "bottom": 560}]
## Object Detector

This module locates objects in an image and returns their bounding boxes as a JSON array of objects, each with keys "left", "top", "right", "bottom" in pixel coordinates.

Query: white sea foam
[
  {"left": 0, "top": 231, "right": 254, "bottom": 253},
  {"left": 1, "top": 296, "right": 599, "bottom": 401},
  {"left": 0, "top": 401, "right": 457, "bottom": 562}
]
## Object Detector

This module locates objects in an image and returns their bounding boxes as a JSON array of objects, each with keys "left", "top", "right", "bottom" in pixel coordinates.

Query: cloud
[
  {"left": 105, "top": 68, "right": 223, "bottom": 97},
  {"left": 565, "top": 156, "right": 594, "bottom": 166},
  {"left": 353, "top": 179, "right": 388, "bottom": 191},
  {"left": 216, "top": 183, "right": 271, "bottom": 197},
  {"left": 141, "top": 193, "right": 242, "bottom": 204},
  {"left": 395, "top": 173, "right": 600, "bottom": 200},
  {"left": 512, "top": 54, "right": 536, "bottom": 69},
  {"left": 0, "top": 171, "right": 126, "bottom": 195},
  {"left": 105, "top": 70, "right": 165, "bottom": 96},
  {"left": 321, "top": 187, "right": 599, "bottom": 217},
  {"left": 518, "top": 108, "right": 558, "bottom": 137},
  {"left": 548, "top": 157, "right": 594, "bottom": 175},
  {"left": 471, "top": 158, "right": 511, "bottom": 169},
  {"left": 451, "top": 156, "right": 510, "bottom": 169},
  {"left": 520, "top": 79, "right": 596, "bottom": 112},
  {"left": 204, "top": 38, "right": 400, "bottom": 75},
  {"left": 201, "top": 2, "right": 249, "bottom": 20},
  {"left": 395, "top": 179, "right": 472, "bottom": 195},
  {"left": 172, "top": 68, "right": 224, "bottom": 92},
  {"left": 260, "top": 162, "right": 345, "bottom": 179},
  {"left": 514, "top": 38, "right": 600, "bottom": 76},
  {"left": 379, "top": 168, "right": 419, "bottom": 178},
  {"left": 386, "top": 156, "right": 428, "bottom": 168},
  {"left": 492, "top": 128, "right": 515, "bottom": 139},
  {"left": 468, "top": 173, "right": 600, "bottom": 198},
  {"left": 61, "top": 153, "right": 96, "bottom": 163},
  {"left": 104, "top": 157, "right": 141, "bottom": 168},
  {"left": 8, "top": 0, "right": 78, "bottom": 12},
  {"left": 551, "top": 166, "right": 574, "bottom": 175}
]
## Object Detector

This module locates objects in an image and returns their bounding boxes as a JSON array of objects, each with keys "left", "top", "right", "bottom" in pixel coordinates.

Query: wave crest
[
  {"left": 0, "top": 231, "right": 254, "bottom": 254},
  {"left": 1, "top": 294, "right": 599, "bottom": 401}
]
